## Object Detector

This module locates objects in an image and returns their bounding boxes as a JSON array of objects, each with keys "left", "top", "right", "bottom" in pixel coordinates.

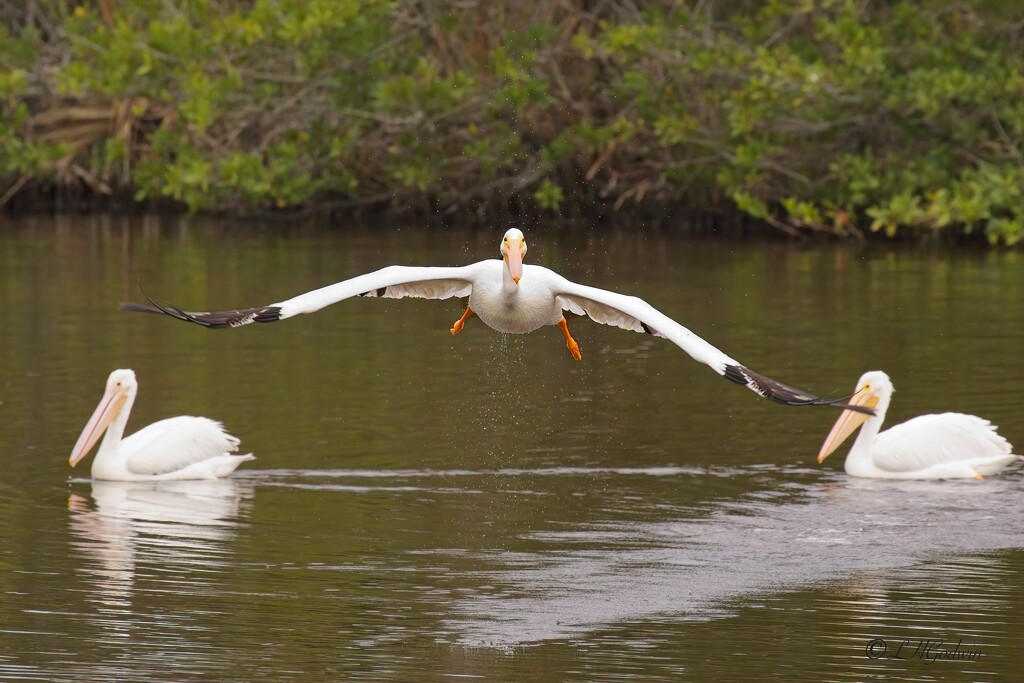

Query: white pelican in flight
[
  {"left": 817, "top": 370, "right": 1021, "bottom": 479},
  {"left": 70, "top": 369, "right": 254, "bottom": 481},
  {"left": 123, "top": 229, "right": 864, "bottom": 411}
]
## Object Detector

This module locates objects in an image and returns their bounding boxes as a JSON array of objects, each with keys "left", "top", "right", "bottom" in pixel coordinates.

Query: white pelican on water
[
  {"left": 123, "top": 229, "right": 864, "bottom": 411},
  {"left": 70, "top": 369, "right": 254, "bottom": 481},
  {"left": 817, "top": 370, "right": 1021, "bottom": 479}
]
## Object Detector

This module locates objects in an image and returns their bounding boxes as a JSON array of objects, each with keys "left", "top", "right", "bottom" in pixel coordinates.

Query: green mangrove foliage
[{"left": 1, "top": 0, "right": 1022, "bottom": 243}]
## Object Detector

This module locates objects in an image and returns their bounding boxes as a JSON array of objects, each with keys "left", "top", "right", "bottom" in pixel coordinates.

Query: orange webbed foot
[
  {"left": 557, "top": 318, "right": 582, "bottom": 361},
  {"left": 450, "top": 306, "right": 473, "bottom": 336}
]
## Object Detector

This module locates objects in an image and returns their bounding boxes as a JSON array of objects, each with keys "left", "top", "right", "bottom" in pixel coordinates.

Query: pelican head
[
  {"left": 69, "top": 369, "right": 138, "bottom": 467},
  {"left": 817, "top": 370, "right": 892, "bottom": 463},
  {"left": 500, "top": 228, "right": 527, "bottom": 284}
]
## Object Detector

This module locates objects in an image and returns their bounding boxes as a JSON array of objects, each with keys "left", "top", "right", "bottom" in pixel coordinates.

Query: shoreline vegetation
[{"left": 1, "top": 1, "right": 1022, "bottom": 245}]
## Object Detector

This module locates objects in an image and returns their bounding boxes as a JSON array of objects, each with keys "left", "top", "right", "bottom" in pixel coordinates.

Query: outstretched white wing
[
  {"left": 276, "top": 264, "right": 479, "bottom": 318},
  {"left": 543, "top": 269, "right": 834, "bottom": 406},
  {"left": 123, "top": 263, "right": 484, "bottom": 328},
  {"left": 547, "top": 272, "right": 735, "bottom": 372}
]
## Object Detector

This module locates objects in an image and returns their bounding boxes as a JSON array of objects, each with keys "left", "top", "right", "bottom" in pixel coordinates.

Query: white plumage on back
[
  {"left": 873, "top": 413, "right": 1012, "bottom": 473},
  {"left": 122, "top": 416, "right": 243, "bottom": 476}
]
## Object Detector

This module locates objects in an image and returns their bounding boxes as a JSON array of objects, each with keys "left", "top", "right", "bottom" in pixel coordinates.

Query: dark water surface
[{"left": 0, "top": 215, "right": 1021, "bottom": 681}]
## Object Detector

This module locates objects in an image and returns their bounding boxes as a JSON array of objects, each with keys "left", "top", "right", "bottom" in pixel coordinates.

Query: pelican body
[
  {"left": 70, "top": 369, "right": 253, "bottom": 481},
  {"left": 122, "top": 229, "right": 866, "bottom": 411},
  {"left": 817, "top": 370, "right": 1020, "bottom": 480}
]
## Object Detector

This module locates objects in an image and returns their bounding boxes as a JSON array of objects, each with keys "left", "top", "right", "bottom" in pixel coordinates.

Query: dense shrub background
[{"left": 2, "top": 0, "right": 1022, "bottom": 243}]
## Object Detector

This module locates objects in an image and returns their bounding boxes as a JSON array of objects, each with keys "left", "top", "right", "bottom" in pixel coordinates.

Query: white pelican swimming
[
  {"left": 70, "top": 369, "right": 254, "bottom": 481},
  {"left": 817, "top": 370, "right": 1021, "bottom": 479},
  {"left": 122, "top": 228, "right": 863, "bottom": 410}
]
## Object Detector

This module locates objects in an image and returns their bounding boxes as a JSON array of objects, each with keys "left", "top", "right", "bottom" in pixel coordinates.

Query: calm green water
[{"left": 0, "top": 215, "right": 1021, "bottom": 681}]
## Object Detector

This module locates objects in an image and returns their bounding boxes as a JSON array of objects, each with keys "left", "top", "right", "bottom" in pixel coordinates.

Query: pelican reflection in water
[{"left": 68, "top": 479, "right": 253, "bottom": 610}]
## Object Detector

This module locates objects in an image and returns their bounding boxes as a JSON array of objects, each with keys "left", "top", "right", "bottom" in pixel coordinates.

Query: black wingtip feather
[
  {"left": 120, "top": 287, "right": 282, "bottom": 329},
  {"left": 724, "top": 365, "right": 875, "bottom": 415},
  {"left": 119, "top": 301, "right": 166, "bottom": 315}
]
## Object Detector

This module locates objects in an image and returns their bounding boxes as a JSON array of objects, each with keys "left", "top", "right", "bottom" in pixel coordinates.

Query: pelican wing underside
[
  {"left": 358, "top": 279, "right": 471, "bottom": 301},
  {"left": 557, "top": 295, "right": 666, "bottom": 337}
]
